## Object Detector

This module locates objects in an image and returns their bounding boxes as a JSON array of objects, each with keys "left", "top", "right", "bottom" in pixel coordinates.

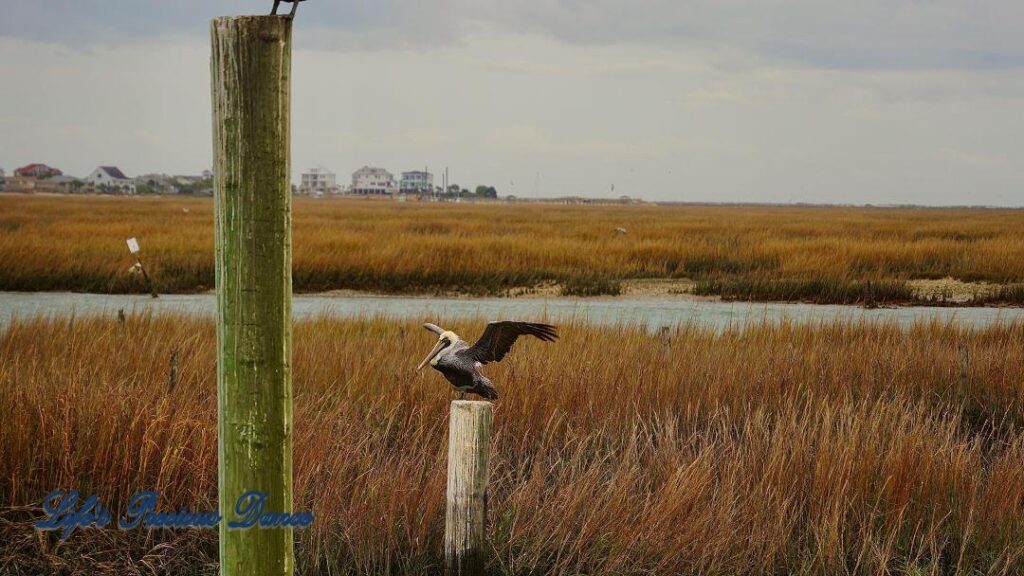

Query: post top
[
  {"left": 450, "top": 400, "right": 493, "bottom": 410},
  {"left": 211, "top": 15, "right": 291, "bottom": 23},
  {"left": 210, "top": 15, "right": 291, "bottom": 43}
]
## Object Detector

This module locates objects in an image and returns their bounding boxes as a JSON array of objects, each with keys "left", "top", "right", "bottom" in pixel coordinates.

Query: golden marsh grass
[
  {"left": 2, "top": 313, "right": 1023, "bottom": 574},
  {"left": 1, "top": 194, "right": 1023, "bottom": 302}
]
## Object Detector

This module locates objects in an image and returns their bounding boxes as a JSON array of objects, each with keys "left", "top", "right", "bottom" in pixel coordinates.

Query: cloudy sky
[{"left": 2, "top": 1, "right": 1022, "bottom": 205}]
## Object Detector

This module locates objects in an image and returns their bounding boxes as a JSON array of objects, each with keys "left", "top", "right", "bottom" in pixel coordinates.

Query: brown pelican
[{"left": 416, "top": 321, "right": 557, "bottom": 400}]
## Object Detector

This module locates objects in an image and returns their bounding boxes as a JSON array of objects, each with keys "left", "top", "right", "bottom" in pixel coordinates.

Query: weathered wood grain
[
  {"left": 211, "top": 14, "right": 294, "bottom": 576},
  {"left": 445, "top": 400, "right": 494, "bottom": 576}
]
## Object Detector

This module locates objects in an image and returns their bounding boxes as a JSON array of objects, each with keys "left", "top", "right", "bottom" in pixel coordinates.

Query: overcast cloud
[{"left": 1, "top": 1, "right": 1022, "bottom": 205}]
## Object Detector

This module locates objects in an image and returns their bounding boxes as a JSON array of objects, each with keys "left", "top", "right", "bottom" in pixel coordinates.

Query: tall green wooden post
[{"left": 211, "top": 15, "right": 294, "bottom": 576}]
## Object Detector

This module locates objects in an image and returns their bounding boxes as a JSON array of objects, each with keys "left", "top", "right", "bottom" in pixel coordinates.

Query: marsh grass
[
  {"left": 693, "top": 278, "right": 917, "bottom": 305},
  {"left": 1, "top": 196, "right": 1023, "bottom": 302},
  {"left": 2, "top": 313, "right": 1023, "bottom": 574},
  {"left": 973, "top": 284, "right": 1024, "bottom": 306},
  {"left": 559, "top": 276, "right": 622, "bottom": 297}
]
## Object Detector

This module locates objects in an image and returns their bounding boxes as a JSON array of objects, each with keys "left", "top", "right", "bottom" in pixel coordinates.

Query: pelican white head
[{"left": 416, "top": 328, "right": 459, "bottom": 370}]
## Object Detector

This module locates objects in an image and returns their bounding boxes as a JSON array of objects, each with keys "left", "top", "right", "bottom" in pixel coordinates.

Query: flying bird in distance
[{"left": 416, "top": 321, "right": 558, "bottom": 400}]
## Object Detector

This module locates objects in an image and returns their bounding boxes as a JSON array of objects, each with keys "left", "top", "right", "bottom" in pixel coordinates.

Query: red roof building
[{"left": 14, "top": 163, "right": 63, "bottom": 178}]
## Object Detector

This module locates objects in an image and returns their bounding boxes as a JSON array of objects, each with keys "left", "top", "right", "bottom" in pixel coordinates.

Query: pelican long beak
[{"left": 416, "top": 340, "right": 446, "bottom": 371}]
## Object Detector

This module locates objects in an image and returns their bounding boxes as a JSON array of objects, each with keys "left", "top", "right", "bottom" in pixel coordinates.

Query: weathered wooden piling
[
  {"left": 445, "top": 400, "right": 494, "bottom": 575},
  {"left": 211, "top": 14, "right": 293, "bottom": 576}
]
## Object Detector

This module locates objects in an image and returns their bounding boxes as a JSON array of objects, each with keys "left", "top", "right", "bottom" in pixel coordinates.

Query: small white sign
[{"left": 126, "top": 237, "right": 140, "bottom": 254}]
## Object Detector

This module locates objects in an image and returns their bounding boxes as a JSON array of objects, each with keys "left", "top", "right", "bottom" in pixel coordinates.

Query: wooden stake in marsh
[
  {"left": 211, "top": 15, "right": 293, "bottom": 576},
  {"left": 125, "top": 237, "right": 158, "bottom": 298},
  {"left": 445, "top": 400, "right": 494, "bottom": 576}
]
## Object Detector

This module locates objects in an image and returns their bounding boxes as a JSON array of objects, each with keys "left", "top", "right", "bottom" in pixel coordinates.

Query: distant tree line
[{"left": 437, "top": 184, "right": 498, "bottom": 199}]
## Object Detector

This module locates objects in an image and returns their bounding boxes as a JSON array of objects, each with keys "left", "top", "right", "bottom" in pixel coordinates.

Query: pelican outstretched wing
[
  {"left": 423, "top": 323, "right": 445, "bottom": 335},
  {"left": 467, "top": 321, "right": 557, "bottom": 364}
]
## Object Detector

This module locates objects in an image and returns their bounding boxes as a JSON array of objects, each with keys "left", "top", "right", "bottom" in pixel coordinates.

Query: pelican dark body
[{"left": 416, "top": 321, "right": 558, "bottom": 400}]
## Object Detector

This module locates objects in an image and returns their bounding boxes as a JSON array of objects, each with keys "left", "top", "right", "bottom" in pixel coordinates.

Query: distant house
[
  {"left": 4, "top": 176, "right": 38, "bottom": 192},
  {"left": 15, "top": 163, "right": 62, "bottom": 178},
  {"left": 173, "top": 174, "right": 213, "bottom": 196},
  {"left": 300, "top": 167, "right": 337, "bottom": 195},
  {"left": 351, "top": 166, "right": 395, "bottom": 195},
  {"left": 51, "top": 175, "right": 85, "bottom": 193},
  {"left": 399, "top": 170, "right": 433, "bottom": 194},
  {"left": 135, "top": 173, "right": 179, "bottom": 194},
  {"left": 87, "top": 166, "right": 136, "bottom": 194}
]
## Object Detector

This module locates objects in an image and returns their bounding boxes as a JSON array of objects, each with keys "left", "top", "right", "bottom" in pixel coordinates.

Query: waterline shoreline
[{"left": 3, "top": 291, "right": 1022, "bottom": 332}]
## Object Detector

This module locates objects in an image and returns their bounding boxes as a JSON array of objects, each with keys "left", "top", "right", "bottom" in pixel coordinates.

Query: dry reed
[
  {"left": 2, "top": 313, "right": 1023, "bottom": 574},
  {"left": 1, "top": 195, "right": 1023, "bottom": 302}
]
